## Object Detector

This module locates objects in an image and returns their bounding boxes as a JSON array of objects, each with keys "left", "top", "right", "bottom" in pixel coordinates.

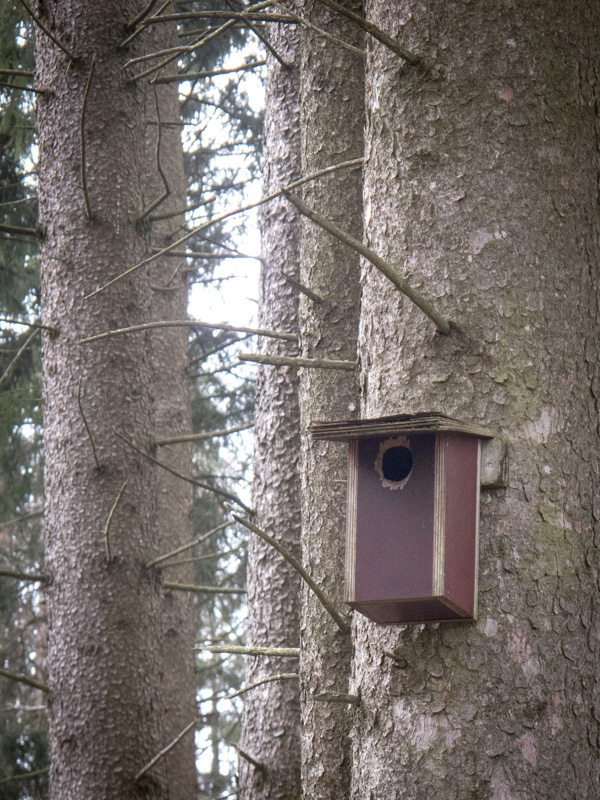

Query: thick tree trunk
[
  {"left": 38, "top": 3, "right": 167, "bottom": 797},
  {"left": 297, "top": 3, "right": 363, "bottom": 798},
  {"left": 237, "top": 10, "right": 303, "bottom": 800},
  {"left": 351, "top": 2, "right": 600, "bottom": 797}
]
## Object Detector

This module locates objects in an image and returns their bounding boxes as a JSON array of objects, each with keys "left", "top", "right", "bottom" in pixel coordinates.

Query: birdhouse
[{"left": 310, "top": 413, "right": 500, "bottom": 625}]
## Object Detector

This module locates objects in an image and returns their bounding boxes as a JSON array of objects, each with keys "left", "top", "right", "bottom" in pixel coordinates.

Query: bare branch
[
  {"left": 0, "top": 317, "right": 57, "bottom": 333},
  {"left": 0, "top": 568, "right": 47, "bottom": 583},
  {"left": 200, "top": 673, "right": 299, "bottom": 704},
  {"left": 81, "top": 319, "right": 297, "bottom": 344},
  {"left": 17, "top": 0, "right": 77, "bottom": 61},
  {"left": 114, "top": 430, "right": 254, "bottom": 515},
  {"left": 315, "top": 0, "right": 421, "bottom": 64},
  {"left": 281, "top": 270, "right": 324, "bottom": 304},
  {"left": 103, "top": 482, "right": 127, "bottom": 562},
  {"left": 152, "top": 59, "right": 266, "bottom": 85},
  {"left": 84, "top": 157, "right": 362, "bottom": 299},
  {"left": 283, "top": 191, "right": 452, "bottom": 334},
  {"left": 81, "top": 54, "right": 96, "bottom": 219},
  {"left": 146, "top": 521, "right": 231, "bottom": 568},
  {"left": 155, "top": 423, "right": 253, "bottom": 447},
  {"left": 0, "top": 81, "right": 48, "bottom": 95},
  {"left": 233, "top": 745, "right": 265, "bottom": 772},
  {"left": 163, "top": 582, "right": 246, "bottom": 595},
  {"left": 272, "top": 1, "right": 365, "bottom": 58},
  {"left": 238, "top": 353, "right": 355, "bottom": 371},
  {"left": 233, "top": 515, "right": 350, "bottom": 635},
  {"left": 136, "top": 84, "right": 170, "bottom": 221},
  {"left": 0, "top": 222, "right": 37, "bottom": 237},
  {"left": 0, "top": 767, "right": 50, "bottom": 786},
  {"left": 0, "top": 329, "right": 40, "bottom": 391},
  {"left": 0, "top": 667, "right": 49, "bottom": 694},
  {"left": 120, "top": 0, "right": 171, "bottom": 48},
  {"left": 199, "top": 645, "right": 300, "bottom": 657},
  {"left": 0, "top": 69, "right": 35, "bottom": 77},
  {"left": 77, "top": 377, "right": 102, "bottom": 470},
  {"left": 314, "top": 691, "right": 360, "bottom": 705},
  {"left": 126, "top": 0, "right": 159, "bottom": 29},
  {"left": 160, "top": 546, "right": 242, "bottom": 569},
  {"left": 135, "top": 718, "right": 197, "bottom": 782}
]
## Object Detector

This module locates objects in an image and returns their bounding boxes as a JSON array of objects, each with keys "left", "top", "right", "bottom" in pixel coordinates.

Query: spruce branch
[
  {"left": 0, "top": 767, "right": 50, "bottom": 785},
  {"left": 0, "top": 81, "right": 48, "bottom": 95},
  {"left": 0, "top": 668, "right": 49, "bottom": 694},
  {"left": 238, "top": 353, "right": 355, "bottom": 371},
  {"left": 314, "top": 691, "right": 360, "bottom": 705},
  {"left": 0, "top": 317, "right": 57, "bottom": 333},
  {"left": 135, "top": 718, "right": 197, "bottom": 781},
  {"left": 283, "top": 191, "right": 452, "bottom": 334},
  {"left": 136, "top": 84, "right": 170, "bottom": 221},
  {"left": 146, "top": 522, "right": 231, "bottom": 568},
  {"left": 160, "top": 546, "right": 242, "bottom": 569},
  {"left": 0, "top": 329, "right": 40, "bottom": 391},
  {"left": 103, "top": 481, "right": 127, "bottom": 562},
  {"left": 154, "top": 423, "right": 253, "bottom": 447},
  {"left": 315, "top": 0, "right": 421, "bottom": 64},
  {"left": 120, "top": 0, "right": 171, "bottom": 48},
  {"left": 80, "top": 54, "right": 96, "bottom": 220},
  {"left": 151, "top": 59, "right": 266, "bottom": 84},
  {"left": 225, "top": 0, "right": 291, "bottom": 68},
  {"left": 0, "top": 568, "right": 47, "bottom": 583},
  {"left": 77, "top": 378, "right": 102, "bottom": 470},
  {"left": 0, "top": 69, "right": 35, "bottom": 78},
  {"left": 17, "top": 0, "right": 77, "bottom": 61},
  {"left": 163, "top": 582, "right": 246, "bottom": 595},
  {"left": 84, "top": 158, "right": 362, "bottom": 299},
  {"left": 114, "top": 430, "right": 254, "bottom": 515},
  {"left": 0, "top": 222, "right": 37, "bottom": 237},
  {"left": 271, "top": 2, "right": 365, "bottom": 58},
  {"left": 200, "top": 673, "right": 299, "bottom": 704},
  {"left": 81, "top": 319, "right": 297, "bottom": 344},
  {"left": 233, "top": 514, "right": 350, "bottom": 635},
  {"left": 199, "top": 645, "right": 300, "bottom": 657},
  {"left": 233, "top": 745, "right": 265, "bottom": 772},
  {"left": 280, "top": 270, "right": 324, "bottom": 303},
  {"left": 126, "top": 0, "right": 159, "bottom": 29}
]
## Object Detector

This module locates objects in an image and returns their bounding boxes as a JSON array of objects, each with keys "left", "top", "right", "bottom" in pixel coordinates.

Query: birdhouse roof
[{"left": 309, "top": 412, "right": 495, "bottom": 442}]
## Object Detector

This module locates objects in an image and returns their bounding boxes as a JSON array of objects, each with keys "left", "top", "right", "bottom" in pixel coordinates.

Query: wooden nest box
[{"left": 310, "top": 413, "right": 500, "bottom": 625}]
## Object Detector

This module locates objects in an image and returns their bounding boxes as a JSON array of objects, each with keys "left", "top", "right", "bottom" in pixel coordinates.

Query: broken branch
[
  {"left": 146, "top": 522, "right": 231, "bottom": 568},
  {"left": 17, "top": 0, "right": 77, "bottom": 61},
  {"left": 0, "top": 568, "right": 47, "bottom": 583},
  {"left": 0, "top": 329, "right": 40, "bottom": 391},
  {"left": 0, "top": 667, "right": 49, "bottom": 694},
  {"left": 281, "top": 270, "right": 324, "bottom": 304},
  {"left": 238, "top": 353, "right": 355, "bottom": 371},
  {"left": 135, "top": 718, "right": 197, "bottom": 781},
  {"left": 199, "top": 645, "right": 299, "bottom": 657},
  {"left": 314, "top": 691, "right": 360, "bottom": 705},
  {"left": 154, "top": 422, "right": 253, "bottom": 447},
  {"left": 77, "top": 378, "right": 101, "bottom": 469},
  {"left": 81, "top": 319, "right": 297, "bottom": 344},
  {"left": 233, "top": 514, "right": 350, "bottom": 635},
  {"left": 80, "top": 54, "right": 96, "bottom": 219},
  {"left": 315, "top": 0, "right": 420, "bottom": 64},
  {"left": 164, "top": 582, "right": 246, "bottom": 595},
  {"left": 283, "top": 191, "right": 451, "bottom": 334},
  {"left": 103, "top": 481, "right": 127, "bottom": 562},
  {"left": 151, "top": 59, "right": 266, "bottom": 84}
]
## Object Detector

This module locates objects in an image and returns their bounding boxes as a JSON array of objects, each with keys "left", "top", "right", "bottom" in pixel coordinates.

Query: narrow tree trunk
[
  {"left": 351, "top": 2, "right": 600, "bottom": 797},
  {"left": 237, "top": 10, "right": 303, "bottom": 799},
  {"left": 297, "top": 3, "right": 363, "bottom": 798},
  {"left": 144, "top": 20, "right": 198, "bottom": 797},
  {"left": 38, "top": 4, "right": 167, "bottom": 797}
]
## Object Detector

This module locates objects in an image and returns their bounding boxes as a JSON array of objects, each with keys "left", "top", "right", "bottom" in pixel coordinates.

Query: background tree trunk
[
  {"left": 38, "top": 3, "right": 167, "bottom": 797},
  {"left": 297, "top": 3, "right": 363, "bottom": 798},
  {"left": 145, "top": 33, "right": 198, "bottom": 800},
  {"left": 238, "top": 9, "right": 303, "bottom": 799},
  {"left": 350, "top": 2, "right": 600, "bottom": 797}
]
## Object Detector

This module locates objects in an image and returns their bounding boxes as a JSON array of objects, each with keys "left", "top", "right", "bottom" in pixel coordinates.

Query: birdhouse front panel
[{"left": 311, "top": 413, "right": 493, "bottom": 625}]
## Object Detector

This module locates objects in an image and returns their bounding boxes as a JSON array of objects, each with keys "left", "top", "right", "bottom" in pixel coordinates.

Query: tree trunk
[
  {"left": 351, "top": 1, "right": 600, "bottom": 797},
  {"left": 145, "top": 26, "right": 198, "bottom": 799},
  {"left": 38, "top": 3, "right": 167, "bottom": 797},
  {"left": 297, "top": 3, "right": 363, "bottom": 798},
  {"left": 237, "top": 9, "right": 303, "bottom": 799}
]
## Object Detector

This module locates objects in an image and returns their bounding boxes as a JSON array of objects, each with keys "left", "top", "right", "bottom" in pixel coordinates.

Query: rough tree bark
[
  {"left": 297, "top": 3, "right": 363, "bottom": 798},
  {"left": 37, "top": 3, "right": 168, "bottom": 797},
  {"left": 144, "top": 22, "right": 198, "bottom": 798},
  {"left": 237, "top": 8, "right": 303, "bottom": 799},
  {"left": 350, "top": 1, "right": 600, "bottom": 798}
]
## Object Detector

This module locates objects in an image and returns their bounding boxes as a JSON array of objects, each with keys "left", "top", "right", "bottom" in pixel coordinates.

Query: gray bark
[
  {"left": 297, "top": 3, "right": 363, "bottom": 798},
  {"left": 238, "top": 10, "right": 303, "bottom": 800},
  {"left": 351, "top": 1, "right": 600, "bottom": 798},
  {"left": 37, "top": 3, "right": 167, "bottom": 797},
  {"left": 144, "top": 18, "right": 197, "bottom": 797}
]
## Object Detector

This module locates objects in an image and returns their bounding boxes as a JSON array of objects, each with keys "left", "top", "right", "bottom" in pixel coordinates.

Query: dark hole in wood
[{"left": 381, "top": 446, "right": 413, "bottom": 483}]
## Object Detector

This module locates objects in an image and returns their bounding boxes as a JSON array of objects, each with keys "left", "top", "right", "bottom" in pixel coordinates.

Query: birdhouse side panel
[
  {"left": 353, "top": 434, "right": 436, "bottom": 603},
  {"left": 442, "top": 433, "right": 480, "bottom": 618}
]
